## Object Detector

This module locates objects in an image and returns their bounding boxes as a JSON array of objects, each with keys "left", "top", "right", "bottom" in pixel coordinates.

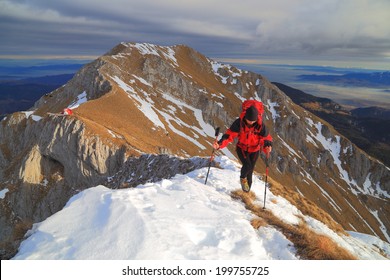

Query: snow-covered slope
[{"left": 13, "top": 157, "right": 389, "bottom": 260}]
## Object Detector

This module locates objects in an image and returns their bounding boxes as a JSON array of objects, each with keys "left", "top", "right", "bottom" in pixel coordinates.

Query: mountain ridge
[{"left": 0, "top": 42, "right": 389, "bottom": 259}]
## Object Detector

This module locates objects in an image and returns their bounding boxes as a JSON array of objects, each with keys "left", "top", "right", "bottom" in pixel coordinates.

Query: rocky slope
[
  {"left": 273, "top": 82, "right": 390, "bottom": 167},
  {"left": 0, "top": 42, "right": 389, "bottom": 259}
]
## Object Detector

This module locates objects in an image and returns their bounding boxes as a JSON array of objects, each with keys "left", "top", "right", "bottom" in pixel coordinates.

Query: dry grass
[
  {"left": 251, "top": 218, "right": 267, "bottom": 229},
  {"left": 266, "top": 176, "right": 346, "bottom": 234},
  {"left": 231, "top": 189, "right": 357, "bottom": 260}
]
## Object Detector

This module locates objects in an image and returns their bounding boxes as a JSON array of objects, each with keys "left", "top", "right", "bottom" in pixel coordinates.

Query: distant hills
[
  {"left": 351, "top": 107, "right": 390, "bottom": 120},
  {"left": 0, "top": 74, "right": 74, "bottom": 118},
  {"left": 298, "top": 71, "right": 390, "bottom": 87},
  {"left": 273, "top": 82, "right": 390, "bottom": 166},
  {"left": 0, "top": 61, "right": 84, "bottom": 119},
  {"left": 0, "top": 63, "right": 85, "bottom": 79}
]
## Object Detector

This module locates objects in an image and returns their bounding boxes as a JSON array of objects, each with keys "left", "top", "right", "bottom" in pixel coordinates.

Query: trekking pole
[
  {"left": 205, "top": 127, "right": 220, "bottom": 185},
  {"left": 263, "top": 155, "right": 269, "bottom": 210}
]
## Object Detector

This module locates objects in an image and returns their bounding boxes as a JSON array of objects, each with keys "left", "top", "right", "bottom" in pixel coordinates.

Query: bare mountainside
[{"left": 0, "top": 42, "right": 389, "bottom": 259}]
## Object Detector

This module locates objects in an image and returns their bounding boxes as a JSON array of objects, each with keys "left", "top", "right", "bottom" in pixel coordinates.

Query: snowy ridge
[{"left": 13, "top": 156, "right": 389, "bottom": 260}]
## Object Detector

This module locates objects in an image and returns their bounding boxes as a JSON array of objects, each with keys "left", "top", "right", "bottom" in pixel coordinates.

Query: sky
[{"left": 1, "top": 0, "right": 390, "bottom": 70}]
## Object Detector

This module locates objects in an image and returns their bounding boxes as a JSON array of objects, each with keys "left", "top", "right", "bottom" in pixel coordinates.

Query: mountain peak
[{"left": 0, "top": 42, "right": 389, "bottom": 259}]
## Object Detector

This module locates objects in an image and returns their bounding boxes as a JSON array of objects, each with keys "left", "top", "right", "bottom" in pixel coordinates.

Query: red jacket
[{"left": 218, "top": 118, "right": 272, "bottom": 153}]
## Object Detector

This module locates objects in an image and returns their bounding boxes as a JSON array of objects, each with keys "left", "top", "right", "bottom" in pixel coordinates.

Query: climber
[
  {"left": 61, "top": 108, "right": 73, "bottom": 115},
  {"left": 213, "top": 100, "right": 272, "bottom": 192}
]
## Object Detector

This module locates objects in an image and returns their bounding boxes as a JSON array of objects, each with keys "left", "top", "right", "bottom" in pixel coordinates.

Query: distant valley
[
  {"left": 0, "top": 61, "right": 85, "bottom": 118},
  {"left": 232, "top": 63, "right": 390, "bottom": 109},
  {"left": 273, "top": 82, "right": 390, "bottom": 167},
  {"left": 0, "top": 74, "right": 74, "bottom": 118}
]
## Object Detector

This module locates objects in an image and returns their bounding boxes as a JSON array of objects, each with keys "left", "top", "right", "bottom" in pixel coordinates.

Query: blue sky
[{"left": 1, "top": 0, "right": 389, "bottom": 69}]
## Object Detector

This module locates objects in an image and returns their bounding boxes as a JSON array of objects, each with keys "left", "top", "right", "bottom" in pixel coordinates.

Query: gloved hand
[{"left": 264, "top": 146, "right": 272, "bottom": 158}]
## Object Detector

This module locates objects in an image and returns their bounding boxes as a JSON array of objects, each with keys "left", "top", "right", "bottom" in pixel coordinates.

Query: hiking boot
[{"left": 240, "top": 178, "right": 250, "bottom": 192}]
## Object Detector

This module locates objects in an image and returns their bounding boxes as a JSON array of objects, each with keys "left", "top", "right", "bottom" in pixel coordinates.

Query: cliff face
[
  {"left": 0, "top": 112, "right": 129, "bottom": 258},
  {"left": 0, "top": 42, "right": 389, "bottom": 259}
]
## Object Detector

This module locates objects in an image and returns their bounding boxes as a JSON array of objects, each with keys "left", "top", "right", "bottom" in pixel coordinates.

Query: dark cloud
[{"left": 1, "top": 0, "right": 389, "bottom": 68}]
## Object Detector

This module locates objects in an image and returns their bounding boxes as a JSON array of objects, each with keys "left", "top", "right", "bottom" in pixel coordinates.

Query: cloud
[
  {"left": 251, "top": 0, "right": 390, "bottom": 57},
  {"left": 1, "top": 0, "right": 389, "bottom": 68}
]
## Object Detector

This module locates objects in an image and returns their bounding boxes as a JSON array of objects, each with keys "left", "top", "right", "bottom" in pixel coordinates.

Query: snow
[
  {"left": 306, "top": 134, "right": 318, "bottom": 147},
  {"left": 279, "top": 137, "right": 301, "bottom": 159},
  {"left": 210, "top": 60, "right": 242, "bottom": 85},
  {"left": 348, "top": 231, "right": 390, "bottom": 257},
  {"left": 313, "top": 122, "right": 352, "bottom": 185},
  {"left": 22, "top": 111, "right": 34, "bottom": 118},
  {"left": 132, "top": 43, "right": 179, "bottom": 67},
  {"left": 68, "top": 91, "right": 88, "bottom": 109},
  {"left": 31, "top": 115, "right": 42, "bottom": 121},
  {"left": 131, "top": 75, "right": 153, "bottom": 87},
  {"left": 161, "top": 92, "right": 215, "bottom": 139},
  {"left": 12, "top": 156, "right": 389, "bottom": 261},
  {"left": 369, "top": 210, "right": 390, "bottom": 242},
  {"left": 308, "top": 119, "right": 390, "bottom": 199},
  {"left": 112, "top": 75, "right": 166, "bottom": 129},
  {"left": 21, "top": 111, "right": 42, "bottom": 122},
  {"left": 0, "top": 188, "right": 9, "bottom": 199},
  {"left": 266, "top": 100, "right": 280, "bottom": 121},
  {"left": 133, "top": 42, "right": 159, "bottom": 56},
  {"left": 111, "top": 75, "right": 217, "bottom": 149}
]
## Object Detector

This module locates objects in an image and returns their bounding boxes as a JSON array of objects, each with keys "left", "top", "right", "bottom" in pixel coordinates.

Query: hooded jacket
[{"left": 218, "top": 117, "right": 272, "bottom": 153}]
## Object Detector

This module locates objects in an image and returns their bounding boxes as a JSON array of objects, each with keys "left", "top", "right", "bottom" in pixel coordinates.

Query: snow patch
[
  {"left": 0, "top": 188, "right": 9, "bottom": 199},
  {"left": 210, "top": 60, "right": 242, "bottom": 85},
  {"left": 266, "top": 100, "right": 280, "bottom": 121},
  {"left": 69, "top": 91, "right": 88, "bottom": 109},
  {"left": 133, "top": 43, "right": 179, "bottom": 67},
  {"left": 22, "top": 111, "right": 42, "bottom": 122},
  {"left": 112, "top": 76, "right": 166, "bottom": 129}
]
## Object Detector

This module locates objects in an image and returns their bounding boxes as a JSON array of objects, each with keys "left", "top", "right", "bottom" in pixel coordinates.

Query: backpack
[
  {"left": 239, "top": 100, "right": 264, "bottom": 125},
  {"left": 62, "top": 108, "right": 73, "bottom": 115},
  {"left": 236, "top": 100, "right": 266, "bottom": 152}
]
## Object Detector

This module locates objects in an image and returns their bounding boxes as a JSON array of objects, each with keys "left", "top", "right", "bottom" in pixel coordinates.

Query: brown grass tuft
[
  {"left": 231, "top": 189, "right": 357, "bottom": 260},
  {"left": 251, "top": 218, "right": 267, "bottom": 229}
]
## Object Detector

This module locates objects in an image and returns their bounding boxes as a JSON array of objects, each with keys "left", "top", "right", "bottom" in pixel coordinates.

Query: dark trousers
[{"left": 236, "top": 146, "right": 260, "bottom": 187}]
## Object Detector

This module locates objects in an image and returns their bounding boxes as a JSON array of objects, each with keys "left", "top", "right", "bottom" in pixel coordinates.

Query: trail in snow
[{"left": 13, "top": 157, "right": 390, "bottom": 260}]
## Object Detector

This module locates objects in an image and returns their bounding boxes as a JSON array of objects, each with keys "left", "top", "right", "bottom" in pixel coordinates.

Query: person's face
[{"left": 245, "top": 119, "right": 256, "bottom": 125}]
